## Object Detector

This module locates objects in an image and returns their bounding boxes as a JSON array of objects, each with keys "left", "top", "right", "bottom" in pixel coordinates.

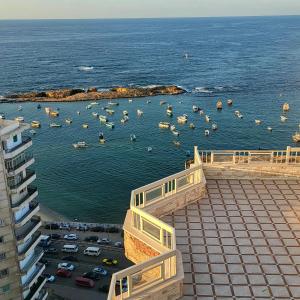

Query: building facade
[{"left": 0, "top": 119, "right": 47, "bottom": 300}]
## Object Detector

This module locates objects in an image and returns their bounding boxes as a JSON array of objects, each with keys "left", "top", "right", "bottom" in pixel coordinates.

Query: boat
[
  {"left": 90, "top": 102, "right": 98, "bottom": 106},
  {"left": 92, "top": 112, "right": 99, "bottom": 117},
  {"left": 18, "top": 105, "right": 23, "bottom": 111},
  {"left": 37, "top": 104, "right": 41, "bottom": 109},
  {"left": 216, "top": 100, "right": 222, "bottom": 110},
  {"left": 255, "top": 119, "right": 262, "bottom": 125},
  {"left": 0, "top": 113, "right": 6, "bottom": 119},
  {"left": 99, "top": 132, "right": 106, "bottom": 144},
  {"left": 267, "top": 127, "right": 273, "bottom": 131},
  {"left": 137, "top": 109, "right": 143, "bottom": 116},
  {"left": 173, "top": 141, "right": 181, "bottom": 147},
  {"left": 177, "top": 115, "right": 188, "bottom": 124},
  {"left": 227, "top": 99, "right": 233, "bottom": 106},
  {"left": 31, "top": 121, "right": 41, "bottom": 128},
  {"left": 82, "top": 124, "right": 89, "bottom": 128},
  {"left": 99, "top": 115, "right": 108, "bottom": 123},
  {"left": 192, "top": 105, "right": 200, "bottom": 113},
  {"left": 170, "top": 125, "right": 176, "bottom": 131},
  {"left": 179, "top": 101, "right": 183, "bottom": 104},
  {"left": 160, "top": 100, "right": 166, "bottom": 106},
  {"left": 238, "top": 114, "right": 243, "bottom": 119},
  {"left": 29, "top": 129, "right": 36, "bottom": 135},
  {"left": 15, "top": 116, "right": 24, "bottom": 122},
  {"left": 65, "top": 118, "right": 72, "bottom": 124},
  {"left": 108, "top": 102, "right": 119, "bottom": 106},
  {"left": 49, "top": 123, "right": 62, "bottom": 128},
  {"left": 282, "top": 102, "right": 290, "bottom": 112},
  {"left": 147, "top": 147, "right": 152, "bottom": 152},
  {"left": 123, "top": 110, "right": 129, "bottom": 116},
  {"left": 199, "top": 110, "right": 204, "bottom": 115},
  {"left": 189, "top": 123, "right": 195, "bottom": 129},
  {"left": 172, "top": 130, "right": 180, "bottom": 136},
  {"left": 73, "top": 141, "right": 88, "bottom": 149},
  {"left": 128, "top": 99, "right": 133, "bottom": 103},
  {"left": 212, "top": 123, "right": 218, "bottom": 130},
  {"left": 121, "top": 116, "right": 129, "bottom": 123},
  {"left": 147, "top": 100, "right": 151, "bottom": 104},
  {"left": 130, "top": 134, "right": 136, "bottom": 142},
  {"left": 159, "top": 122, "right": 170, "bottom": 129},
  {"left": 50, "top": 110, "right": 59, "bottom": 117},
  {"left": 106, "top": 122, "right": 115, "bottom": 129},
  {"left": 204, "top": 129, "right": 210, "bottom": 136},
  {"left": 106, "top": 109, "right": 115, "bottom": 115},
  {"left": 86, "top": 104, "right": 92, "bottom": 109},
  {"left": 280, "top": 115, "right": 288, "bottom": 122},
  {"left": 292, "top": 132, "right": 300, "bottom": 142},
  {"left": 205, "top": 115, "right": 211, "bottom": 123},
  {"left": 234, "top": 110, "right": 240, "bottom": 116},
  {"left": 77, "top": 111, "right": 81, "bottom": 115},
  {"left": 45, "top": 107, "right": 51, "bottom": 114},
  {"left": 166, "top": 105, "right": 173, "bottom": 117}
]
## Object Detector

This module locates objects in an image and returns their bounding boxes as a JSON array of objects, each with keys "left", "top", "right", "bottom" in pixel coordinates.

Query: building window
[
  {"left": 0, "top": 236, "right": 3, "bottom": 243},
  {"left": 0, "top": 284, "right": 10, "bottom": 293},
  {"left": 13, "top": 135, "right": 18, "bottom": 143},
  {"left": 0, "top": 253, "right": 6, "bottom": 261},
  {"left": 0, "top": 269, "right": 8, "bottom": 279},
  {"left": 0, "top": 219, "right": 4, "bottom": 227}
]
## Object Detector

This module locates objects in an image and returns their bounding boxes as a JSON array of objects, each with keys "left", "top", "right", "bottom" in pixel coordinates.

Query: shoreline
[{"left": 37, "top": 203, "right": 71, "bottom": 222}]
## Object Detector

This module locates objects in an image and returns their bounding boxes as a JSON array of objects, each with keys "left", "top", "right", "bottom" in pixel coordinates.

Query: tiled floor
[{"left": 162, "top": 179, "right": 300, "bottom": 300}]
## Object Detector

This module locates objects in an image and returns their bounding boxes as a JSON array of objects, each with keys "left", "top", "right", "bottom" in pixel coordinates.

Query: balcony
[
  {"left": 11, "top": 186, "right": 38, "bottom": 211},
  {"left": 24, "top": 277, "right": 47, "bottom": 300},
  {"left": 15, "top": 202, "right": 40, "bottom": 228},
  {"left": 36, "top": 289, "right": 48, "bottom": 300},
  {"left": 16, "top": 217, "right": 41, "bottom": 244},
  {"left": 21, "top": 248, "right": 44, "bottom": 274},
  {"left": 6, "top": 153, "right": 35, "bottom": 176},
  {"left": 23, "top": 263, "right": 45, "bottom": 290},
  {"left": 18, "top": 232, "right": 42, "bottom": 259},
  {"left": 8, "top": 170, "right": 36, "bottom": 192},
  {"left": 3, "top": 136, "right": 32, "bottom": 159}
]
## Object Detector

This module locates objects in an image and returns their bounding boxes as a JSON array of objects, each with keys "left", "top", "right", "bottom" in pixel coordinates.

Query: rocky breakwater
[{"left": 4, "top": 85, "right": 185, "bottom": 102}]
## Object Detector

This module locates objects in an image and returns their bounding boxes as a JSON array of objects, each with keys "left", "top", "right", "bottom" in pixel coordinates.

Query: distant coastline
[{"left": 2, "top": 85, "right": 185, "bottom": 103}]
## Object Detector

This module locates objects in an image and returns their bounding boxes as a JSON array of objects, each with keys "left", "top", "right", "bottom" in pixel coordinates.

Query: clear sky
[{"left": 0, "top": 0, "right": 300, "bottom": 20}]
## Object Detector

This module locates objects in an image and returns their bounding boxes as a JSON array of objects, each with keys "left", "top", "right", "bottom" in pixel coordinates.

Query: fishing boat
[
  {"left": 99, "top": 115, "right": 108, "bottom": 123},
  {"left": 199, "top": 110, "right": 204, "bottom": 115},
  {"left": 45, "top": 107, "right": 51, "bottom": 114},
  {"left": 92, "top": 112, "right": 99, "bottom": 117},
  {"left": 204, "top": 129, "right": 210, "bottom": 136},
  {"left": 18, "top": 105, "right": 23, "bottom": 111},
  {"left": 267, "top": 127, "right": 273, "bottom": 131},
  {"left": 192, "top": 105, "right": 200, "bottom": 113},
  {"left": 49, "top": 123, "right": 61, "bottom": 128},
  {"left": 172, "top": 130, "right": 180, "bottom": 136},
  {"left": 73, "top": 141, "right": 88, "bottom": 149},
  {"left": 99, "top": 132, "right": 106, "bottom": 144},
  {"left": 170, "top": 125, "right": 176, "bottom": 131},
  {"left": 82, "top": 124, "right": 89, "bottom": 129},
  {"left": 106, "top": 122, "right": 115, "bottom": 129},
  {"left": 121, "top": 116, "right": 129, "bottom": 123},
  {"left": 106, "top": 109, "right": 115, "bottom": 115},
  {"left": 173, "top": 141, "right": 181, "bottom": 147},
  {"left": 37, "top": 104, "right": 41, "bottom": 109},
  {"left": 160, "top": 100, "right": 167, "bottom": 106},
  {"left": 166, "top": 105, "right": 173, "bottom": 117},
  {"left": 292, "top": 132, "right": 300, "bottom": 142},
  {"left": 282, "top": 102, "right": 290, "bottom": 112},
  {"left": 123, "top": 110, "right": 129, "bottom": 116},
  {"left": 159, "top": 122, "right": 170, "bottom": 129},
  {"left": 108, "top": 101, "right": 119, "bottom": 106},
  {"left": 280, "top": 115, "right": 288, "bottom": 122},
  {"left": 177, "top": 115, "right": 188, "bottom": 124},
  {"left": 90, "top": 102, "right": 98, "bottom": 106},
  {"left": 86, "top": 104, "right": 92, "bottom": 109},
  {"left": 147, "top": 100, "right": 151, "bottom": 104},
  {"left": 77, "top": 111, "right": 81, "bottom": 115},
  {"left": 216, "top": 100, "right": 223, "bottom": 110},
  {"left": 31, "top": 121, "right": 41, "bottom": 128},
  {"left": 189, "top": 123, "right": 195, "bottom": 129},
  {"left": 15, "top": 116, "right": 24, "bottom": 122},
  {"left": 234, "top": 110, "right": 240, "bottom": 116},
  {"left": 128, "top": 99, "right": 133, "bottom": 103},
  {"left": 130, "top": 134, "right": 136, "bottom": 142},
  {"left": 255, "top": 119, "right": 262, "bottom": 125},
  {"left": 137, "top": 109, "right": 143, "bottom": 116},
  {"left": 147, "top": 147, "right": 152, "bottom": 152},
  {"left": 0, "top": 113, "right": 6, "bottom": 119},
  {"left": 29, "top": 129, "right": 36, "bottom": 135},
  {"left": 65, "top": 118, "right": 72, "bottom": 124},
  {"left": 205, "top": 115, "right": 211, "bottom": 122},
  {"left": 212, "top": 123, "right": 218, "bottom": 130},
  {"left": 238, "top": 114, "right": 243, "bottom": 119},
  {"left": 227, "top": 99, "right": 233, "bottom": 106},
  {"left": 50, "top": 110, "right": 59, "bottom": 117}
]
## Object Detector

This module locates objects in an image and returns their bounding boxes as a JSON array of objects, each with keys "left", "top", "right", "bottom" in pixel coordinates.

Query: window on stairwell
[
  {"left": 13, "top": 135, "right": 18, "bottom": 143},
  {"left": 0, "top": 219, "right": 4, "bottom": 227},
  {"left": 0, "top": 284, "right": 10, "bottom": 294},
  {"left": 0, "top": 236, "right": 3, "bottom": 243},
  {"left": 0, "top": 269, "right": 8, "bottom": 279},
  {"left": 0, "top": 253, "right": 6, "bottom": 261}
]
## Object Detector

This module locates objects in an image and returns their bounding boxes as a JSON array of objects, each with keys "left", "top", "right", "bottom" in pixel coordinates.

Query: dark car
[
  {"left": 44, "top": 247, "right": 58, "bottom": 254},
  {"left": 40, "top": 258, "right": 50, "bottom": 266},
  {"left": 84, "top": 236, "right": 98, "bottom": 242},
  {"left": 45, "top": 223, "right": 59, "bottom": 230},
  {"left": 50, "top": 233, "right": 61, "bottom": 240},
  {"left": 62, "top": 256, "right": 78, "bottom": 262},
  {"left": 82, "top": 272, "right": 101, "bottom": 280}
]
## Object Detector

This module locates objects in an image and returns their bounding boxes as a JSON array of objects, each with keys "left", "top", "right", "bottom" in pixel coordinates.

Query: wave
[
  {"left": 193, "top": 85, "right": 241, "bottom": 95},
  {"left": 78, "top": 66, "right": 94, "bottom": 71},
  {"left": 193, "top": 87, "right": 214, "bottom": 94}
]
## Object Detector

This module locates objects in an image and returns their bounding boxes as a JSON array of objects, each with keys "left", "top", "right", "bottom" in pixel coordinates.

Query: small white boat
[
  {"left": 92, "top": 112, "right": 99, "bottom": 117},
  {"left": 82, "top": 124, "right": 89, "bottom": 129},
  {"left": 199, "top": 110, "right": 204, "bottom": 115},
  {"left": 292, "top": 132, "right": 300, "bottom": 142},
  {"left": 267, "top": 127, "right": 273, "bottom": 131},
  {"left": 137, "top": 109, "right": 143, "bottom": 116},
  {"left": 147, "top": 100, "right": 151, "bottom": 104},
  {"left": 108, "top": 101, "right": 119, "bottom": 106},
  {"left": 205, "top": 115, "right": 211, "bottom": 122},
  {"left": 99, "top": 132, "right": 105, "bottom": 144},
  {"left": 234, "top": 110, "right": 240, "bottom": 116},
  {"left": 121, "top": 116, "right": 129, "bottom": 123},
  {"left": 106, "top": 109, "right": 114, "bottom": 115},
  {"left": 147, "top": 147, "right": 152, "bottom": 152},
  {"left": 0, "top": 112, "right": 5, "bottom": 119},
  {"left": 77, "top": 111, "right": 81, "bottom": 115},
  {"left": 172, "top": 130, "right": 180, "bottom": 136},
  {"left": 255, "top": 119, "right": 262, "bottom": 125},
  {"left": 227, "top": 99, "right": 233, "bottom": 106},
  {"left": 212, "top": 123, "right": 218, "bottom": 130},
  {"left": 238, "top": 114, "right": 243, "bottom": 119},
  {"left": 173, "top": 141, "right": 181, "bottom": 147},
  {"left": 15, "top": 116, "right": 24, "bottom": 122},
  {"left": 86, "top": 104, "right": 92, "bottom": 109},
  {"left": 106, "top": 122, "right": 115, "bottom": 129},
  {"left": 73, "top": 141, "right": 88, "bottom": 149},
  {"left": 177, "top": 115, "right": 188, "bottom": 124},
  {"left": 170, "top": 125, "right": 176, "bottom": 131},
  {"left": 123, "top": 110, "right": 129, "bottom": 116},
  {"left": 216, "top": 100, "right": 223, "bottom": 110},
  {"left": 65, "top": 118, "right": 72, "bottom": 124},
  {"left": 166, "top": 105, "right": 173, "bottom": 117},
  {"left": 99, "top": 115, "right": 108, "bottom": 123},
  {"left": 29, "top": 129, "right": 36, "bottom": 135},
  {"left": 128, "top": 99, "right": 133, "bottom": 103},
  {"left": 192, "top": 105, "right": 200, "bottom": 112},
  {"left": 90, "top": 102, "right": 98, "bottom": 106},
  {"left": 159, "top": 122, "right": 170, "bottom": 129},
  {"left": 280, "top": 115, "right": 288, "bottom": 122},
  {"left": 130, "top": 134, "right": 136, "bottom": 142},
  {"left": 49, "top": 123, "right": 62, "bottom": 128},
  {"left": 18, "top": 105, "right": 23, "bottom": 111},
  {"left": 204, "top": 129, "right": 210, "bottom": 136},
  {"left": 45, "top": 107, "right": 51, "bottom": 114},
  {"left": 31, "top": 121, "right": 41, "bottom": 128},
  {"left": 189, "top": 123, "right": 195, "bottom": 129}
]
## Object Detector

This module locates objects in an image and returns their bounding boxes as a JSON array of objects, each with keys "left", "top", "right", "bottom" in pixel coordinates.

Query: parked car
[
  {"left": 82, "top": 272, "right": 101, "bottom": 280},
  {"left": 62, "top": 256, "right": 78, "bottom": 262},
  {"left": 75, "top": 276, "right": 95, "bottom": 288},
  {"left": 92, "top": 267, "right": 108, "bottom": 276},
  {"left": 56, "top": 268, "right": 72, "bottom": 278},
  {"left": 107, "top": 227, "right": 119, "bottom": 233},
  {"left": 97, "top": 238, "right": 111, "bottom": 244},
  {"left": 76, "top": 224, "right": 89, "bottom": 231},
  {"left": 43, "top": 273, "right": 56, "bottom": 282},
  {"left": 50, "top": 233, "right": 61, "bottom": 240},
  {"left": 60, "top": 223, "right": 70, "bottom": 230},
  {"left": 102, "top": 258, "right": 118, "bottom": 266},
  {"left": 44, "top": 247, "right": 58, "bottom": 254},
  {"left": 57, "top": 263, "right": 75, "bottom": 271},
  {"left": 45, "top": 223, "right": 59, "bottom": 230},
  {"left": 84, "top": 236, "right": 98, "bottom": 242},
  {"left": 40, "top": 258, "right": 50, "bottom": 266},
  {"left": 114, "top": 241, "right": 123, "bottom": 248},
  {"left": 64, "top": 234, "right": 78, "bottom": 240},
  {"left": 90, "top": 226, "right": 105, "bottom": 232}
]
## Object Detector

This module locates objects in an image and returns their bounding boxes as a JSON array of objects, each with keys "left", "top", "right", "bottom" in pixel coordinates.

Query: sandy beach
[{"left": 37, "top": 203, "right": 70, "bottom": 222}]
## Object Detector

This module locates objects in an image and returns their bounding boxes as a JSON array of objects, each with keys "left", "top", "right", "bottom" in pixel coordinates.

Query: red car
[{"left": 56, "top": 268, "right": 72, "bottom": 278}]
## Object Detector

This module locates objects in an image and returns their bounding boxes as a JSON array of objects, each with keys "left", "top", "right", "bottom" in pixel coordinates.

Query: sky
[{"left": 0, "top": 0, "right": 300, "bottom": 20}]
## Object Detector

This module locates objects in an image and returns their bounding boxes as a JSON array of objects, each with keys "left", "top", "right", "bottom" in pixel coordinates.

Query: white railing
[{"left": 199, "top": 146, "right": 300, "bottom": 164}]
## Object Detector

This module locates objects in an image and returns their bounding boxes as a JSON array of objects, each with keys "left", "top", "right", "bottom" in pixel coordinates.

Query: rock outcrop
[{"left": 4, "top": 85, "right": 185, "bottom": 102}]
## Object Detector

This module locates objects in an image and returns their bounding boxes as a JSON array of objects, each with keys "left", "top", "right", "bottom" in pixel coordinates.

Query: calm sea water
[{"left": 0, "top": 17, "right": 300, "bottom": 223}]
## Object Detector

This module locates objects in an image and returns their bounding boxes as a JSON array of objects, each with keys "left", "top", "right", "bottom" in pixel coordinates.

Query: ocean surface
[{"left": 0, "top": 16, "right": 300, "bottom": 223}]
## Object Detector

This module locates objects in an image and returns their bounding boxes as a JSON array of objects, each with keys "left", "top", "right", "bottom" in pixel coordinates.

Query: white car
[
  {"left": 64, "top": 234, "right": 78, "bottom": 240},
  {"left": 114, "top": 241, "right": 123, "bottom": 248},
  {"left": 43, "top": 273, "right": 56, "bottom": 282},
  {"left": 57, "top": 263, "right": 75, "bottom": 271},
  {"left": 97, "top": 238, "right": 111, "bottom": 244}
]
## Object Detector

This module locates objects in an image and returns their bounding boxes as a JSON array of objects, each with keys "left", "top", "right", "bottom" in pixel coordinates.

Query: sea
[{"left": 0, "top": 16, "right": 300, "bottom": 223}]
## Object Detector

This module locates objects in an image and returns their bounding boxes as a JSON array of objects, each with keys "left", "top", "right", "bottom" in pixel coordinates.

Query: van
[
  {"left": 62, "top": 244, "right": 78, "bottom": 253},
  {"left": 83, "top": 246, "right": 101, "bottom": 256},
  {"left": 38, "top": 235, "right": 51, "bottom": 247},
  {"left": 75, "top": 276, "right": 95, "bottom": 288}
]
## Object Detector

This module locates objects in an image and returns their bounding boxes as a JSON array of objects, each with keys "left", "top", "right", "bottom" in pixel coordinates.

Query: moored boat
[
  {"left": 216, "top": 100, "right": 223, "bottom": 110},
  {"left": 106, "top": 122, "right": 115, "bottom": 129},
  {"left": 106, "top": 109, "right": 115, "bottom": 115},
  {"left": 227, "top": 99, "right": 233, "bottom": 106},
  {"left": 192, "top": 105, "right": 200, "bottom": 113},
  {"left": 37, "top": 104, "right": 41, "bottom": 109},
  {"left": 123, "top": 110, "right": 128, "bottom": 116},
  {"left": 173, "top": 141, "right": 181, "bottom": 147},
  {"left": 292, "top": 132, "right": 300, "bottom": 142},
  {"left": 177, "top": 115, "right": 188, "bottom": 124},
  {"left": 50, "top": 110, "right": 59, "bottom": 117},
  {"left": 49, "top": 123, "right": 62, "bottom": 128},
  {"left": 255, "top": 119, "right": 262, "bottom": 125},
  {"left": 280, "top": 115, "right": 288, "bottom": 122},
  {"left": 159, "top": 122, "right": 170, "bottom": 129},
  {"left": 15, "top": 116, "right": 24, "bottom": 122},
  {"left": 108, "top": 101, "right": 119, "bottom": 106},
  {"left": 128, "top": 99, "right": 133, "bottom": 103},
  {"left": 199, "top": 110, "right": 204, "bottom": 115},
  {"left": 29, "top": 129, "right": 36, "bottom": 135},
  {"left": 130, "top": 134, "right": 136, "bottom": 142},
  {"left": 204, "top": 129, "right": 210, "bottom": 136},
  {"left": 82, "top": 124, "right": 89, "bottom": 128},
  {"left": 31, "top": 121, "right": 41, "bottom": 128},
  {"left": 170, "top": 125, "right": 176, "bottom": 131},
  {"left": 160, "top": 100, "right": 167, "bottom": 106},
  {"left": 189, "top": 123, "right": 195, "bottom": 129},
  {"left": 77, "top": 111, "right": 81, "bottom": 115},
  {"left": 172, "top": 130, "right": 180, "bottom": 136},
  {"left": 99, "top": 115, "right": 108, "bottom": 123},
  {"left": 267, "top": 127, "right": 273, "bottom": 131},
  {"left": 99, "top": 132, "right": 106, "bottom": 144},
  {"left": 18, "top": 105, "right": 23, "bottom": 111},
  {"left": 205, "top": 115, "right": 211, "bottom": 122},
  {"left": 137, "top": 109, "right": 143, "bottom": 116},
  {"left": 0, "top": 113, "right": 6, "bottom": 119},
  {"left": 65, "top": 118, "right": 72, "bottom": 124},
  {"left": 121, "top": 116, "right": 129, "bottom": 123},
  {"left": 147, "top": 147, "right": 152, "bottom": 152},
  {"left": 45, "top": 107, "right": 51, "bottom": 114},
  {"left": 166, "top": 105, "right": 173, "bottom": 117},
  {"left": 212, "top": 123, "right": 218, "bottom": 130},
  {"left": 86, "top": 104, "right": 92, "bottom": 109},
  {"left": 92, "top": 112, "right": 99, "bottom": 117},
  {"left": 73, "top": 141, "right": 88, "bottom": 149},
  {"left": 90, "top": 102, "right": 98, "bottom": 106},
  {"left": 282, "top": 102, "right": 290, "bottom": 112},
  {"left": 147, "top": 100, "right": 151, "bottom": 104}
]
